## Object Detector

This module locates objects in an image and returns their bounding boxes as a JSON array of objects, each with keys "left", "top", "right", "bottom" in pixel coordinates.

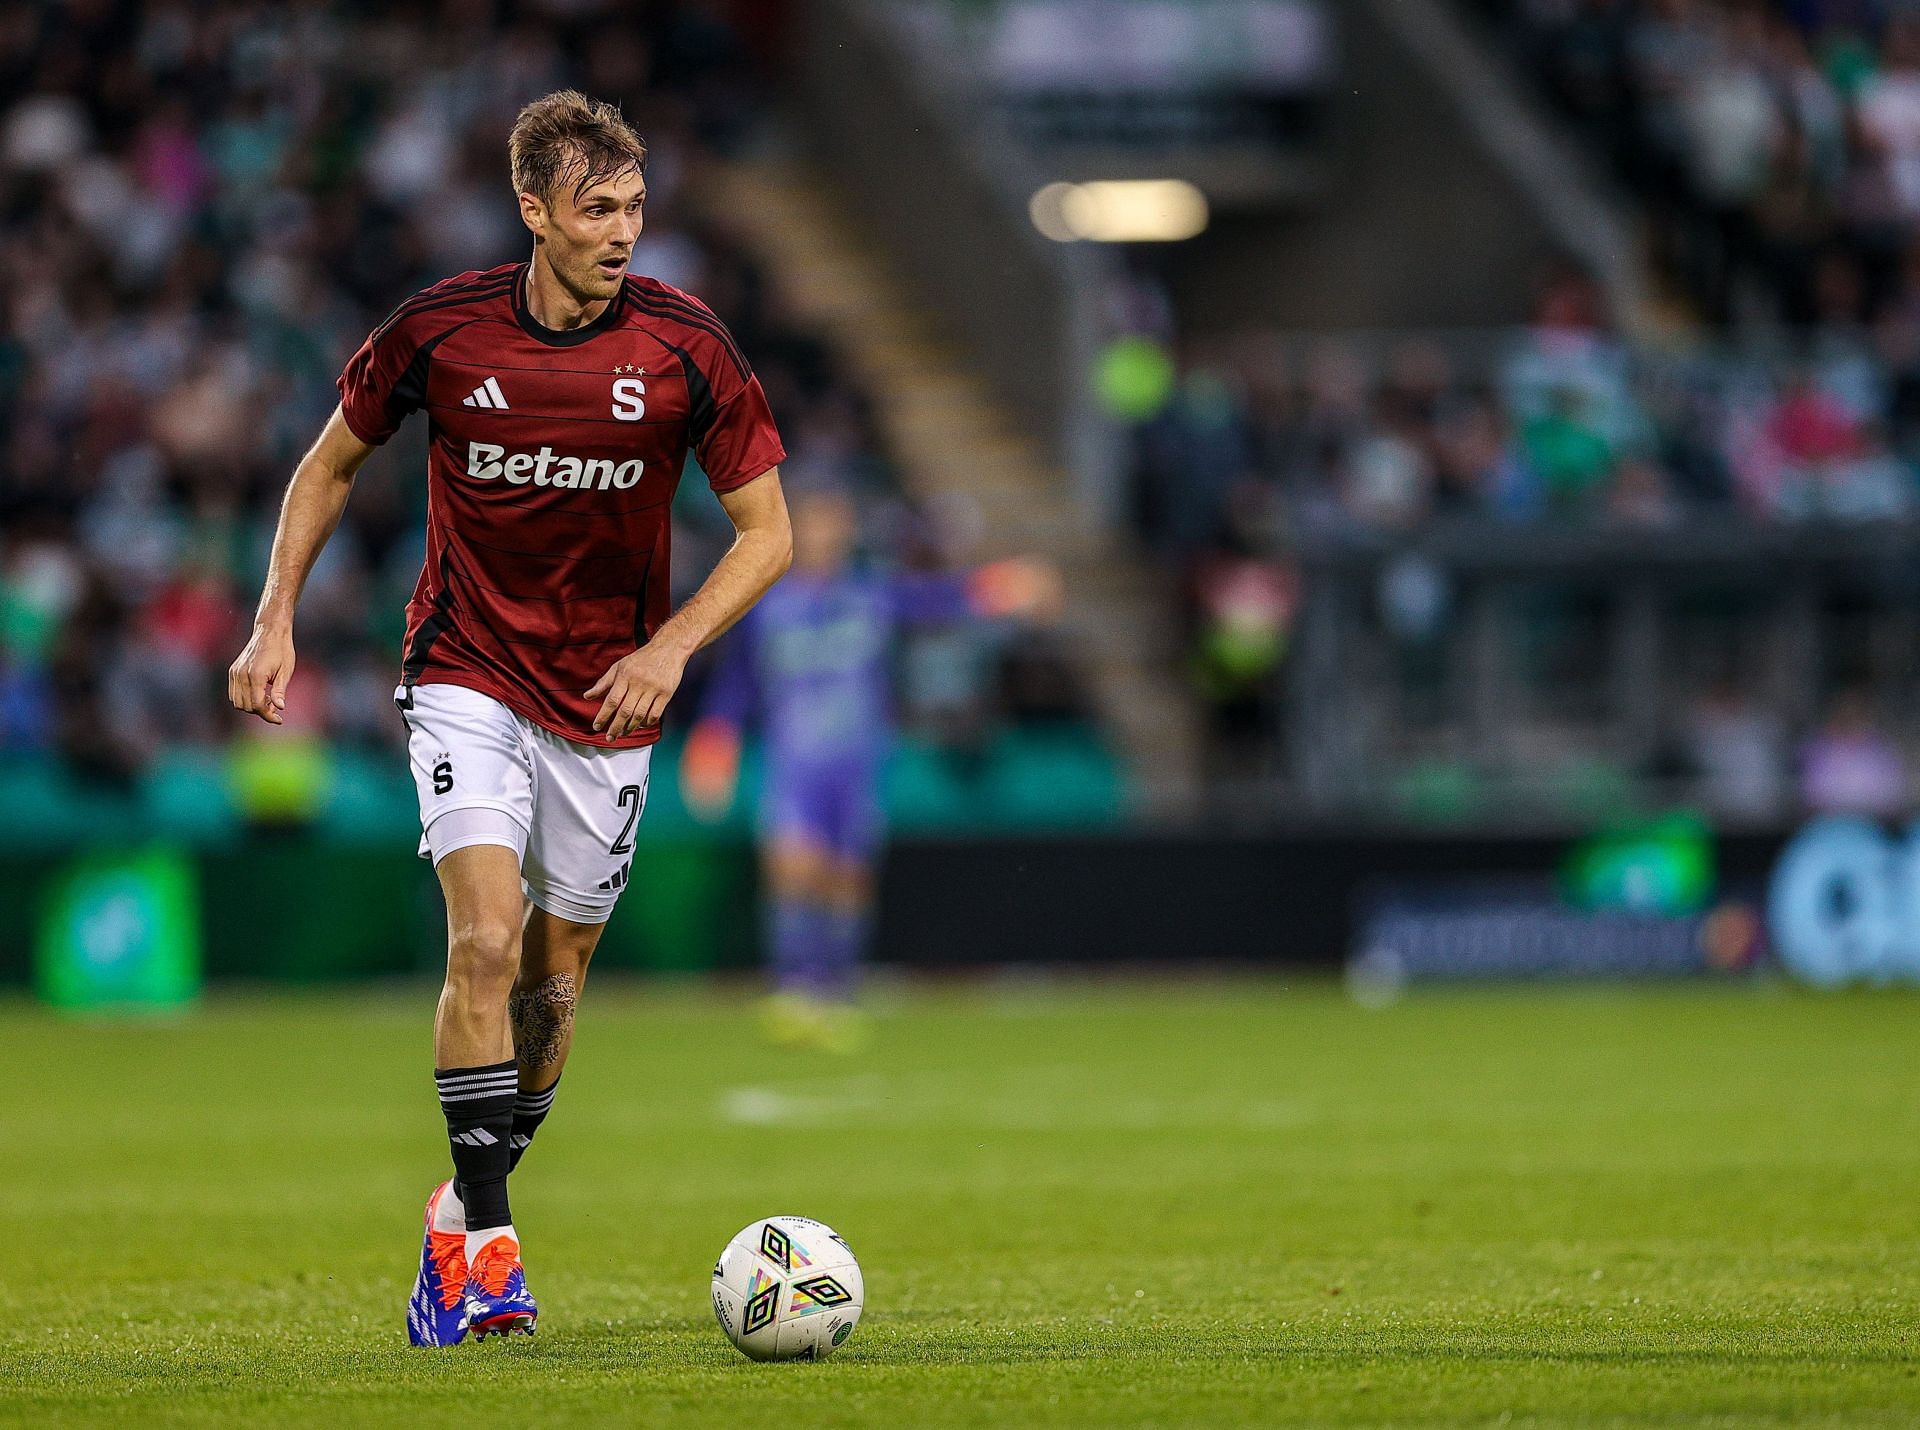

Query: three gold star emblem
[{"left": 615, "top": 363, "right": 646, "bottom": 375}]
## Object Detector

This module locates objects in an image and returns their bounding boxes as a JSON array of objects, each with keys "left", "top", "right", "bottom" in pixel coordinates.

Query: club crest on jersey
[
  {"left": 466, "top": 441, "right": 644, "bottom": 490},
  {"left": 612, "top": 371, "right": 647, "bottom": 421}
]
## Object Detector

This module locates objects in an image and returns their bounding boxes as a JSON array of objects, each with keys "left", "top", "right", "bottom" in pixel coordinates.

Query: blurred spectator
[
  {"left": 1521, "top": 384, "right": 1618, "bottom": 516},
  {"left": 1680, "top": 677, "right": 1789, "bottom": 820},
  {"left": 1799, "top": 685, "right": 1908, "bottom": 815},
  {"left": 1342, "top": 406, "right": 1434, "bottom": 529},
  {"left": 1133, "top": 362, "right": 1255, "bottom": 559},
  {"left": 1608, "top": 455, "right": 1681, "bottom": 525},
  {"left": 1187, "top": 535, "right": 1297, "bottom": 782}
]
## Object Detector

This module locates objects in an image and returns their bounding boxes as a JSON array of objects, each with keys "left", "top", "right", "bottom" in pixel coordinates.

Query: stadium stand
[
  {"left": 1119, "top": 260, "right": 1920, "bottom": 812},
  {"left": 774, "top": 1, "right": 1920, "bottom": 820}
]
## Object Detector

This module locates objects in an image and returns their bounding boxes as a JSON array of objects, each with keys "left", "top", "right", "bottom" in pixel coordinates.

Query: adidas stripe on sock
[
  {"left": 435, "top": 1060, "right": 516, "bottom": 1234},
  {"left": 509, "top": 1078, "right": 560, "bottom": 1171}
]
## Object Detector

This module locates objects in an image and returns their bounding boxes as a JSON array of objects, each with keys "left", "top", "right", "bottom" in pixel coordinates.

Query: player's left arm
[{"left": 588, "top": 469, "right": 792, "bottom": 738}]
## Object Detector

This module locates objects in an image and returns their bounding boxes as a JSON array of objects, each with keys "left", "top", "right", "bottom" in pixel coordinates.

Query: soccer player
[
  {"left": 682, "top": 484, "right": 1058, "bottom": 1050},
  {"left": 226, "top": 91, "right": 791, "bottom": 1345}
]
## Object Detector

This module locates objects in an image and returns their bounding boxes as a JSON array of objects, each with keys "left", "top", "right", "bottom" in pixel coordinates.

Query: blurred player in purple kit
[{"left": 683, "top": 485, "right": 1059, "bottom": 1048}]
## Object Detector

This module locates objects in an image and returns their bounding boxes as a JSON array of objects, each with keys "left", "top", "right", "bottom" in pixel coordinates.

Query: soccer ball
[{"left": 711, "top": 1215, "right": 864, "bottom": 1361}]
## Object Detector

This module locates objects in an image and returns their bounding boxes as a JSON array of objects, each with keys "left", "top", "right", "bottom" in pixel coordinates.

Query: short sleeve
[
  {"left": 336, "top": 324, "right": 424, "bottom": 446},
  {"left": 697, "top": 374, "right": 786, "bottom": 494}
]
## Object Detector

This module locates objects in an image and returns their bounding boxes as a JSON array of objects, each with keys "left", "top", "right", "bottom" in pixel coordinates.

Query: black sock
[
  {"left": 509, "top": 1078, "right": 559, "bottom": 1172},
  {"left": 435, "top": 1060, "right": 517, "bottom": 1231}
]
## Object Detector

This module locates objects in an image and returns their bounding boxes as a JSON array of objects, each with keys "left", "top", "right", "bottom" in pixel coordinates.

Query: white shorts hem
[
  {"left": 429, "top": 833, "right": 524, "bottom": 866},
  {"left": 426, "top": 797, "right": 531, "bottom": 829},
  {"left": 424, "top": 804, "right": 531, "bottom": 866},
  {"left": 526, "top": 883, "right": 617, "bottom": 926}
]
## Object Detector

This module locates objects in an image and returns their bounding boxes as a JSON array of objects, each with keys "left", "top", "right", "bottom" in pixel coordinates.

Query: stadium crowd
[
  {"left": 1485, "top": 0, "right": 1920, "bottom": 328},
  {"left": 0, "top": 0, "right": 1083, "bottom": 805},
  {"left": 1130, "top": 268, "right": 1920, "bottom": 559}
]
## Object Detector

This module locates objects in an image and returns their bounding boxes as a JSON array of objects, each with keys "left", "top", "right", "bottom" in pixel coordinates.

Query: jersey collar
[{"left": 512, "top": 261, "right": 626, "bottom": 347}]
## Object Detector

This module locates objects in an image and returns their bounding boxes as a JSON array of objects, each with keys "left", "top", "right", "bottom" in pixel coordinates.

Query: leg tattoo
[
  {"left": 507, "top": 972, "right": 576, "bottom": 1171},
  {"left": 509, "top": 971, "right": 577, "bottom": 1074}
]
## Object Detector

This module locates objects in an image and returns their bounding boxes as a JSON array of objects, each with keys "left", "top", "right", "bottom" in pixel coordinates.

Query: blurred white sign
[{"left": 988, "top": 0, "right": 1329, "bottom": 93}]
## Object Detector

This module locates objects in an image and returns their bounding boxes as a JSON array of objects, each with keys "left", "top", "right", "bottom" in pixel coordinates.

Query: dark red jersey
[{"left": 337, "top": 262, "right": 785, "bottom": 748}]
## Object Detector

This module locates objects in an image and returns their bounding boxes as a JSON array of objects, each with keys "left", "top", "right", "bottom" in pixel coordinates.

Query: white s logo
[{"left": 612, "top": 377, "right": 647, "bottom": 421}]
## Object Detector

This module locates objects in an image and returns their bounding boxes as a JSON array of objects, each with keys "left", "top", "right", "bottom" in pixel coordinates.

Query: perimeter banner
[{"left": 1349, "top": 880, "right": 1766, "bottom": 988}]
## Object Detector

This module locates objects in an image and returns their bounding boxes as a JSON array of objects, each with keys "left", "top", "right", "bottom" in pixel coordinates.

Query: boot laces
[
  {"left": 469, "top": 1237, "right": 521, "bottom": 1299},
  {"left": 427, "top": 1232, "right": 467, "bottom": 1310}
]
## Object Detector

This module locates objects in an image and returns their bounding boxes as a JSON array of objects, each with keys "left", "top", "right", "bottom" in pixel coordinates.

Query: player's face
[{"left": 525, "top": 165, "right": 646, "bottom": 303}]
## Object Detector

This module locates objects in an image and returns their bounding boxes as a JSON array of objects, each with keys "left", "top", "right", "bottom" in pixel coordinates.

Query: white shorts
[{"left": 396, "top": 682, "right": 652, "bottom": 925}]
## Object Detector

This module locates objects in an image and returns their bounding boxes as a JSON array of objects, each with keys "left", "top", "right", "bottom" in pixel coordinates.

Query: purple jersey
[{"left": 702, "top": 568, "right": 970, "bottom": 768}]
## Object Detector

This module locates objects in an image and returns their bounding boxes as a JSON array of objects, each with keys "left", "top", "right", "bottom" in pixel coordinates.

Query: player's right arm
[{"left": 227, "top": 406, "right": 378, "bottom": 725}]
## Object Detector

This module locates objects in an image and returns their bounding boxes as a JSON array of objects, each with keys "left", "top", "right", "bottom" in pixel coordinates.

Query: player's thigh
[
  {"left": 520, "top": 727, "right": 653, "bottom": 925},
  {"left": 436, "top": 842, "right": 529, "bottom": 976},
  {"left": 397, "top": 682, "right": 535, "bottom": 863}
]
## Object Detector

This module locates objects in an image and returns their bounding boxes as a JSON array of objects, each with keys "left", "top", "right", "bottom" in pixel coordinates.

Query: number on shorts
[{"left": 609, "top": 783, "right": 642, "bottom": 855}]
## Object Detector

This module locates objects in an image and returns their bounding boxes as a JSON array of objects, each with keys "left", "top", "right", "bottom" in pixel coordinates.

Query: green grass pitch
[{"left": 3, "top": 979, "right": 1917, "bottom": 1426}]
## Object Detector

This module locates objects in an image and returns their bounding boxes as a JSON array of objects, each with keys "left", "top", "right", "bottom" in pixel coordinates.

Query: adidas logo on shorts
[{"left": 597, "top": 862, "right": 631, "bottom": 892}]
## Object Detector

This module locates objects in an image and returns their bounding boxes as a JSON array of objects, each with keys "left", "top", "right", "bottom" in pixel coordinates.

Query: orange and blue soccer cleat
[
  {"left": 463, "top": 1234, "right": 538, "bottom": 1339},
  {"left": 406, "top": 1181, "right": 470, "bottom": 1347}
]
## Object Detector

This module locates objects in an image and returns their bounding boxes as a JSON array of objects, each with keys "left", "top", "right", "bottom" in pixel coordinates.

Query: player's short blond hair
[{"left": 508, "top": 90, "right": 647, "bottom": 207}]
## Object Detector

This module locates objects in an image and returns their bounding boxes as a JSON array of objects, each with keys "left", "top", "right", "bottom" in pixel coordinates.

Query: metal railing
[{"left": 1280, "top": 519, "right": 1920, "bottom": 820}]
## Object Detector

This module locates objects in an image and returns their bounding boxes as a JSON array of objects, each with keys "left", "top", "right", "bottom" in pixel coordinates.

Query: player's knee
[{"left": 447, "top": 914, "right": 521, "bottom": 989}]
